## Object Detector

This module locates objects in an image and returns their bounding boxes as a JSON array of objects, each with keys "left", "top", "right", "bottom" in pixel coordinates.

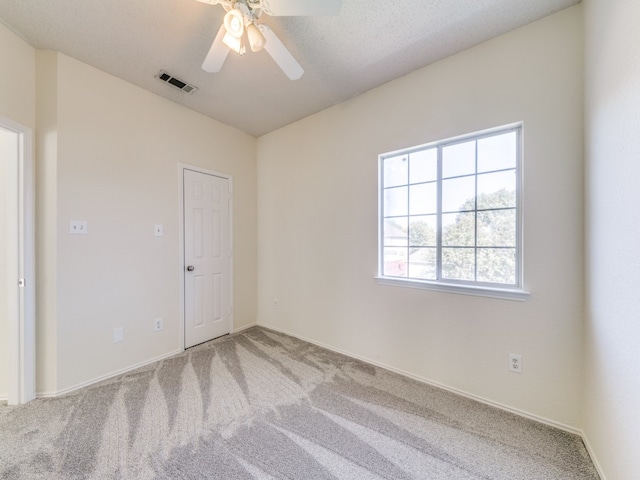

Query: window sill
[{"left": 374, "top": 276, "right": 530, "bottom": 301}]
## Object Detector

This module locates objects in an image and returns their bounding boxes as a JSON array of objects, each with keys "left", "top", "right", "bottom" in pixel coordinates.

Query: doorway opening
[{"left": 1, "top": 116, "right": 35, "bottom": 405}]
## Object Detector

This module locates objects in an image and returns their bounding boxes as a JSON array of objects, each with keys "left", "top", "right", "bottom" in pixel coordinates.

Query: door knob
[{"left": 186, "top": 265, "right": 195, "bottom": 272}]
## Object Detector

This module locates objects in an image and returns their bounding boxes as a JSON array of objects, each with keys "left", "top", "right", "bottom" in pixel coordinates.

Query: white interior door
[{"left": 183, "top": 169, "right": 231, "bottom": 348}]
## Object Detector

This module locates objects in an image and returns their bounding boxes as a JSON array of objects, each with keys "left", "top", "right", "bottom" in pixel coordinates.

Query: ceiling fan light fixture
[
  {"left": 246, "top": 23, "right": 266, "bottom": 52},
  {"left": 223, "top": 9, "right": 245, "bottom": 38},
  {"left": 222, "top": 30, "right": 246, "bottom": 55}
]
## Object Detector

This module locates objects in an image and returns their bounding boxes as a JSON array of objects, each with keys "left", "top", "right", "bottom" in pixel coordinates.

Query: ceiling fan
[{"left": 194, "top": 0, "right": 341, "bottom": 80}]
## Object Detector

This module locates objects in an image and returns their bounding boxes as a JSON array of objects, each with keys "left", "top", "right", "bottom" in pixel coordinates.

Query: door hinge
[{"left": 18, "top": 278, "right": 26, "bottom": 287}]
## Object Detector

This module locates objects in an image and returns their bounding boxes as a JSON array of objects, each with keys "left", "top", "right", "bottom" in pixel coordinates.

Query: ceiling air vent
[{"left": 155, "top": 70, "right": 198, "bottom": 94}]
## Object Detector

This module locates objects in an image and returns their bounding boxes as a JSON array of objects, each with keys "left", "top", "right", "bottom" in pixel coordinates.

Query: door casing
[
  {"left": 178, "top": 163, "right": 233, "bottom": 350},
  {"left": 1, "top": 116, "right": 35, "bottom": 405}
]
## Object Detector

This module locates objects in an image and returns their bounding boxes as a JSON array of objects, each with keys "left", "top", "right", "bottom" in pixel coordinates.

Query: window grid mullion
[
  {"left": 405, "top": 155, "right": 410, "bottom": 277},
  {"left": 436, "top": 145, "right": 443, "bottom": 281},
  {"left": 516, "top": 128, "right": 523, "bottom": 287},
  {"left": 380, "top": 159, "right": 385, "bottom": 274},
  {"left": 474, "top": 140, "right": 478, "bottom": 283}
]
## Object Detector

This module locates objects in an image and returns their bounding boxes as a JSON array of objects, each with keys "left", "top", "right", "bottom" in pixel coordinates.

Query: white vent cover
[{"left": 155, "top": 70, "right": 198, "bottom": 94}]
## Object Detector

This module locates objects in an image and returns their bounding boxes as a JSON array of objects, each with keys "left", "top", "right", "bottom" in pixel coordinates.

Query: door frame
[
  {"left": 2, "top": 116, "right": 35, "bottom": 405},
  {"left": 178, "top": 163, "right": 234, "bottom": 350}
]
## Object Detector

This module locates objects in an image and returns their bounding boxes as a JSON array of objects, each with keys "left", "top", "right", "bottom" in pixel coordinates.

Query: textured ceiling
[{"left": 0, "top": 0, "right": 579, "bottom": 137}]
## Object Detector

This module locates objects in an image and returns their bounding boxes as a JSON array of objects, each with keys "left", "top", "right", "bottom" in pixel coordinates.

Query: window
[{"left": 377, "top": 124, "right": 527, "bottom": 300}]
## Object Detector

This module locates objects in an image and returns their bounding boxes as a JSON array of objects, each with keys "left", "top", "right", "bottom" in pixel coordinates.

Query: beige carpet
[{"left": 0, "top": 327, "right": 599, "bottom": 479}]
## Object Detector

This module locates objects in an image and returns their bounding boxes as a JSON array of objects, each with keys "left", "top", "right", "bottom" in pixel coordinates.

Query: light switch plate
[
  {"left": 154, "top": 224, "right": 163, "bottom": 237},
  {"left": 69, "top": 220, "right": 88, "bottom": 234}
]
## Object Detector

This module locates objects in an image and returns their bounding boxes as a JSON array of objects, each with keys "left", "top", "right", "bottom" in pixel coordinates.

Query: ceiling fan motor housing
[{"left": 198, "top": 0, "right": 343, "bottom": 79}]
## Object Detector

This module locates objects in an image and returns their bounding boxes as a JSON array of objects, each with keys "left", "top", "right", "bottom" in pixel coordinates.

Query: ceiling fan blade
[
  {"left": 202, "top": 24, "right": 230, "bottom": 73},
  {"left": 257, "top": 24, "right": 304, "bottom": 80},
  {"left": 263, "top": 0, "right": 341, "bottom": 16}
]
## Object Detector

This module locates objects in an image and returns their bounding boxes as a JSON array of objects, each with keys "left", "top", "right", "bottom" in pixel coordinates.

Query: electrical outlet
[
  {"left": 274, "top": 299, "right": 278, "bottom": 309},
  {"left": 154, "top": 318, "right": 163, "bottom": 331},
  {"left": 509, "top": 353, "right": 522, "bottom": 373},
  {"left": 113, "top": 327, "right": 124, "bottom": 343}
]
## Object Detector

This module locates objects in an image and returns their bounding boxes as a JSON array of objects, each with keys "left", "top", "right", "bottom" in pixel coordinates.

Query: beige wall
[
  {"left": 258, "top": 6, "right": 584, "bottom": 428},
  {"left": 0, "top": 22, "right": 36, "bottom": 399},
  {"left": 10, "top": 11, "right": 640, "bottom": 477},
  {"left": 584, "top": 0, "right": 640, "bottom": 478},
  {"left": 35, "top": 50, "right": 59, "bottom": 394},
  {"left": 0, "top": 27, "right": 257, "bottom": 395},
  {"left": 0, "top": 23, "right": 36, "bottom": 127},
  {"left": 46, "top": 53, "right": 257, "bottom": 392}
]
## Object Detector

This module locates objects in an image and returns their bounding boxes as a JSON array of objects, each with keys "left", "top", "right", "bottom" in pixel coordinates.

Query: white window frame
[{"left": 375, "top": 123, "right": 529, "bottom": 301}]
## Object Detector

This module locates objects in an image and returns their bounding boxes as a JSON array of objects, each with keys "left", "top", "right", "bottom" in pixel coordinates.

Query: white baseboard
[
  {"left": 580, "top": 432, "right": 607, "bottom": 480},
  {"left": 22, "top": 321, "right": 607, "bottom": 478},
  {"left": 233, "top": 322, "right": 257, "bottom": 333},
  {"left": 37, "top": 348, "right": 183, "bottom": 398},
  {"left": 259, "top": 323, "right": 614, "bottom": 476},
  {"left": 258, "top": 322, "right": 582, "bottom": 436},
  {"left": 35, "top": 324, "right": 257, "bottom": 399}
]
